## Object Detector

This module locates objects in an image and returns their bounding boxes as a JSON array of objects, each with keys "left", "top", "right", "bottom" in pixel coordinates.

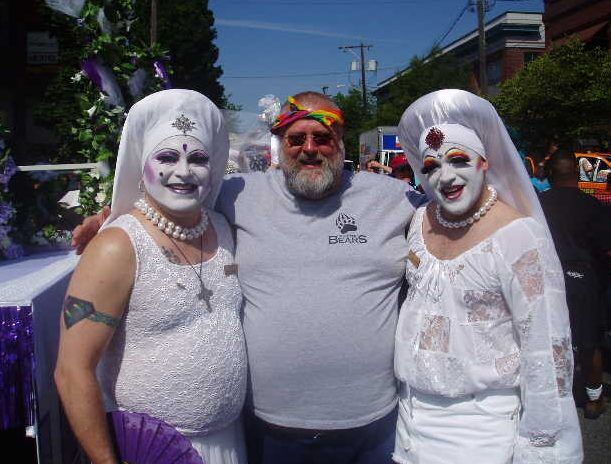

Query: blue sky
[{"left": 209, "top": 0, "right": 543, "bottom": 112}]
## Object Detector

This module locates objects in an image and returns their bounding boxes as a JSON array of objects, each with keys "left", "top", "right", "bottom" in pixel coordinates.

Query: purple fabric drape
[
  {"left": 81, "top": 57, "right": 125, "bottom": 107},
  {"left": 0, "top": 305, "right": 35, "bottom": 430},
  {"left": 153, "top": 60, "right": 172, "bottom": 89},
  {"left": 81, "top": 57, "right": 104, "bottom": 90}
]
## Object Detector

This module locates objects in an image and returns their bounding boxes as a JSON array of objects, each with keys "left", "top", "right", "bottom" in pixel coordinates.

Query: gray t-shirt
[{"left": 217, "top": 169, "right": 423, "bottom": 429}]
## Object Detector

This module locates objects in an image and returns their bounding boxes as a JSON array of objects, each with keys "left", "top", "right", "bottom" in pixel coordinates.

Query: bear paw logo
[{"left": 336, "top": 213, "right": 358, "bottom": 234}]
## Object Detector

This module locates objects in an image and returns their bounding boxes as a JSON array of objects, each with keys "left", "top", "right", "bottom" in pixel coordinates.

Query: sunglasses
[{"left": 284, "top": 132, "right": 334, "bottom": 147}]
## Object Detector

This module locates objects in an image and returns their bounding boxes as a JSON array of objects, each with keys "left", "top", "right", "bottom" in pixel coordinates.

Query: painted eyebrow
[
  {"left": 154, "top": 149, "right": 180, "bottom": 156},
  {"left": 421, "top": 158, "right": 440, "bottom": 174},
  {"left": 423, "top": 158, "right": 440, "bottom": 167},
  {"left": 186, "top": 151, "right": 209, "bottom": 162},
  {"left": 444, "top": 148, "right": 470, "bottom": 158}
]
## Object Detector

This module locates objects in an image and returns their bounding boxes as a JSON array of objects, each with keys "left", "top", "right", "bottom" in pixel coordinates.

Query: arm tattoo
[
  {"left": 161, "top": 246, "right": 182, "bottom": 264},
  {"left": 63, "top": 295, "right": 121, "bottom": 329}
]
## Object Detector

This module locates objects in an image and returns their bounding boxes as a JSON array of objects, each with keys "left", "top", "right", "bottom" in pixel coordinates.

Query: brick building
[
  {"left": 374, "top": 11, "right": 546, "bottom": 102},
  {"left": 544, "top": 0, "right": 611, "bottom": 48}
]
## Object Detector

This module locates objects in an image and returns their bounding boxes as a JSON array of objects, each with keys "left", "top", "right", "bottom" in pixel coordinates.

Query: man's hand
[
  {"left": 71, "top": 206, "right": 110, "bottom": 255},
  {"left": 369, "top": 161, "right": 392, "bottom": 174}
]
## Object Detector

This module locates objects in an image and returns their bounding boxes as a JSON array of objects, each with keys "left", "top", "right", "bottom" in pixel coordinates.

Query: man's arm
[
  {"left": 71, "top": 205, "right": 110, "bottom": 255},
  {"left": 55, "top": 227, "right": 134, "bottom": 464},
  {"left": 368, "top": 160, "right": 392, "bottom": 174}
]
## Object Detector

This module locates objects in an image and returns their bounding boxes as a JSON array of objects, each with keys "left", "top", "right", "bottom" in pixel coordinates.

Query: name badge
[
  {"left": 407, "top": 250, "right": 420, "bottom": 268},
  {"left": 224, "top": 264, "right": 238, "bottom": 276}
]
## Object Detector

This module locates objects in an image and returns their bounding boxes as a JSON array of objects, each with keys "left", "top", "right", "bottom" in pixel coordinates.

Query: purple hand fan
[{"left": 108, "top": 411, "right": 204, "bottom": 464}]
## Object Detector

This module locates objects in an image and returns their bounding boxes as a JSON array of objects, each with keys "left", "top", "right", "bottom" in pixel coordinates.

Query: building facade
[
  {"left": 375, "top": 11, "right": 546, "bottom": 102},
  {"left": 544, "top": 0, "right": 611, "bottom": 48}
]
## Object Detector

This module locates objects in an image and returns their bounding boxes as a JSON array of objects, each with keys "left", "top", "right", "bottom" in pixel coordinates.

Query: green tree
[
  {"left": 376, "top": 48, "right": 470, "bottom": 125},
  {"left": 134, "top": 0, "right": 226, "bottom": 106},
  {"left": 493, "top": 39, "right": 611, "bottom": 153},
  {"left": 334, "top": 89, "right": 375, "bottom": 161},
  {"left": 36, "top": 0, "right": 170, "bottom": 220}
]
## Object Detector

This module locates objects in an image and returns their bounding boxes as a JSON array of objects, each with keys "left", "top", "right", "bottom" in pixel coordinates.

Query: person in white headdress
[
  {"left": 54, "top": 89, "right": 247, "bottom": 464},
  {"left": 393, "top": 89, "right": 583, "bottom": 464}
]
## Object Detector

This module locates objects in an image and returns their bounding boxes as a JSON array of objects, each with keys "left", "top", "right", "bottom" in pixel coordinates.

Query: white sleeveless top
[{"left": 98, "top": 211, "right": 247, "bottom": 436}]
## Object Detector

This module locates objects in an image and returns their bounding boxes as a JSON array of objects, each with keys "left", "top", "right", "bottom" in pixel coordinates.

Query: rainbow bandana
[{"left": 270, "top": 96, "right": 344, "bottom": 134}]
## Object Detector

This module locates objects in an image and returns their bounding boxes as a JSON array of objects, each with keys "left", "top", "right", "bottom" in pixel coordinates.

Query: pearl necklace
[
  {"left": 435, "top": 185, "right": 497, "bottom": 229},
  {"left": 135, "top": 198, "right": 208, "bottom": 240}
]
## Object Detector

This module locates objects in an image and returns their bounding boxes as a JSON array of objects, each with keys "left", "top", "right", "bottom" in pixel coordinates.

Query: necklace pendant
[{"left": 198, "top": 283, "right": 214, "bottom": 311}]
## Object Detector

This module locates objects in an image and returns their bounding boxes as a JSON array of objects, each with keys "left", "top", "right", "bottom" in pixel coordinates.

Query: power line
[
  {"left": 467, "top": 0, "right": 496, "bottom": 11},
  {"left": 223, "top": 65, "right": 397, "bottom": 79},
  {"left": 224, "top": 71, "right": 351, "bottom": 79},
  {"left": 215, "top": 1, "right": 426, "bottom": 4},
  {"left": 432, "top": 2, "right": 469, "bottom": 48}
]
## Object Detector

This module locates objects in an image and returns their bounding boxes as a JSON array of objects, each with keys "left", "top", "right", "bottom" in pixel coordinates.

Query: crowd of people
[{"left": 54, "top": 87, "right": 611, "bottom": 464}]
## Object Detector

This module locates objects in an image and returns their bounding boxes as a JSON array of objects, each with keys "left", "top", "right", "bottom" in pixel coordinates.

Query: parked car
[{"left": 575, "top": 152, "right": 611, "bottom": 205}]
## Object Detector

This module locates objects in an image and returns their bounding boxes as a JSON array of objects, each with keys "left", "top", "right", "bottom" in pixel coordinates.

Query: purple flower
[
  {"left": 4, "top": 243, "right": 24, "bottom": 260},
  {"left": 0, "top": 202, "right": 13, "bottom": 225},
  {"left": 0, "top": 156, "right": 17, "bottom": 185},
  {"left": 0, "top": 225, "right": 9, "bottom": 239},
  {"left": 4, "top": 156, "right": 16, "bottom": 177}
]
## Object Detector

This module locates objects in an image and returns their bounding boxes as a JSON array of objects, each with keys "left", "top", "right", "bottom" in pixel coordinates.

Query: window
[
  {"left": 487, "top": 60, "right": 502, "bottom": 85},
  {"left": 524, "top": 52, "right": 540, "bottom": 65}
]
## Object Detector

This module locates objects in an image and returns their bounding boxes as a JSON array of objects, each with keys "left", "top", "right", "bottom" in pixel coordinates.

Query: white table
[{"left": 0, "top": 249, "right": 80, "bottom": 463}]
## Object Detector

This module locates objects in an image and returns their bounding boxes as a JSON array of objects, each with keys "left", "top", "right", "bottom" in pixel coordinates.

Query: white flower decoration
[
  {"left": 95, "top": 191, "right": 106, "bottom": 205},
  {"left": 71, "top": 72, "right": 83, "bottom": 83}
]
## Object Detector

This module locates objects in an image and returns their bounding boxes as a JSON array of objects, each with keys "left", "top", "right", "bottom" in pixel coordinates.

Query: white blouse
[{"left": 395, "top": 206, "right": 582, "bottom": 463}]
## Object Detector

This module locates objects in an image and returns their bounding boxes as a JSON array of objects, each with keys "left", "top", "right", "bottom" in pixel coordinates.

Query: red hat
[{"left": 389, "top": 154, "right": 409, "bottom": 170}]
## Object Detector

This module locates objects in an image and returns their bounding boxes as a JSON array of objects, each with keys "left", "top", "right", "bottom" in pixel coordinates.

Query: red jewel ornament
[{"left": 425, "top": 127, "right": 444, "bottom": 150}]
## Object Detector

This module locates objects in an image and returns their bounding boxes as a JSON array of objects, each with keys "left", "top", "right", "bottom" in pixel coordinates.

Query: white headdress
[
  {"left": 398, "top": 89, "right": 550, "bottom": 235},
  {"left": 418, "top": 123, "right": 485, "bottom": 160},
  {"left": 106, "top": 89, "right": 229, "bottom": 224}
]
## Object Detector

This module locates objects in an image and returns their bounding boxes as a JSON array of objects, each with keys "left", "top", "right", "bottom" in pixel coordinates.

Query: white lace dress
[
  {"left": 394, "top": 207, "right": 582, "bottom": 463},
  {"left": 98, "top": 211, "right": 248, "bottom": 464}
]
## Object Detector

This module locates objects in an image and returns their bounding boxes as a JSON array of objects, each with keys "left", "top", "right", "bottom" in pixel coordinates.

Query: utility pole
[
  {"left": 150, "top": 0, "right": 158, "bottom": 46},
  {"left": 339, "top": 43, "right": 372, "bottom": 112},
  {"left": 476, "top": 0, "right": 487, "bottom": 95},
  {"left": 359, "top": 43, "right": 367, "bottom": 110}
]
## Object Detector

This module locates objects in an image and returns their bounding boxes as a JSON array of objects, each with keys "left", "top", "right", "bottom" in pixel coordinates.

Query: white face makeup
[
  {"left": 142, "top": 135, "right": 212, "bottom": 215},
  {"left": 420, "top": 145, "right": 487, "bottom": 217}
]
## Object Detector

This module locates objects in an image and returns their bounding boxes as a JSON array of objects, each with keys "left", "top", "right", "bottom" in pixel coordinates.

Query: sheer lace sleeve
[{"left": 496, "top": 219, "right": 583, "bottom": 463}]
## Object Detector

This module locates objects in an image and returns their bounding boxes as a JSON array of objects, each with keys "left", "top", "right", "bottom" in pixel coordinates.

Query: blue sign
[{"left": 382, "top": 135, "right": 401, "bottom": 150}]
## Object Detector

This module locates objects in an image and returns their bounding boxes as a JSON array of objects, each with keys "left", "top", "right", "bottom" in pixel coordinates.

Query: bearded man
[{"left": 73, "top": 91, "right": 424, "bottom": 464}]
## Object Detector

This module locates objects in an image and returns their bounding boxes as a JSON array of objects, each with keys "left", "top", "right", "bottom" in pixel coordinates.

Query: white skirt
[
  {"left": 393, "top": 386, "right": 520, "bottom": 464},
  {"left": 186, "top": 418, "right": 247, "bottom": 464}
]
